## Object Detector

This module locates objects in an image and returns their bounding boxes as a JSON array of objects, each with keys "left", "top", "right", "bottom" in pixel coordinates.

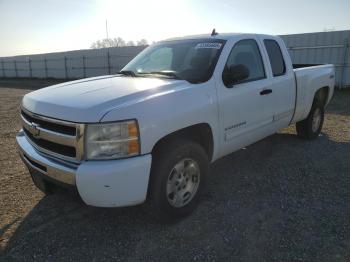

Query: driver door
[{"left": 215, "top": 38, "right": 275, "bottom": 156}]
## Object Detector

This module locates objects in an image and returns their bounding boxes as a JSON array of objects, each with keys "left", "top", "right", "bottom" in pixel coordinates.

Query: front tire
[
  {"left": 149, "top": 139, "right": 209, "bottom": 220},
  {"left": 296, "top": 99, "right": 324, "bottom": 140}
]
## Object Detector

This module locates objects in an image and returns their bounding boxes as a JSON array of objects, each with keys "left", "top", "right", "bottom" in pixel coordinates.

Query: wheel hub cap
[{"left": 166, "top": 158, "right": 200, "bottom": 207}]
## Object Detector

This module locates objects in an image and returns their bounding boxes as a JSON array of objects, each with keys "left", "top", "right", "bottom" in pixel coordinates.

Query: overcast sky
[{"left": 1, "top": 0, "right": 349, "bottom": 57}]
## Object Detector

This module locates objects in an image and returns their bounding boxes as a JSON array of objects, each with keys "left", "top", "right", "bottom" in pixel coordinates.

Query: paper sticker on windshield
[{"left": 195, "top": 43, "right": 222, "bottom": 49}]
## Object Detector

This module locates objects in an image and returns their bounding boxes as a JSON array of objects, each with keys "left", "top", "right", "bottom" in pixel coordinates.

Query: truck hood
[{"left": 22, "top": 75, "right": 188, "bottom": 122}]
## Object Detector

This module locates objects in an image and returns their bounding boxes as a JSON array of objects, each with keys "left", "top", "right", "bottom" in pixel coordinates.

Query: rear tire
[
  {"left": 296, "top": 98, "right": 324, "bottom": 140},
  {"left": 149, "top": 139, "right": 209, "bottom": 221}
]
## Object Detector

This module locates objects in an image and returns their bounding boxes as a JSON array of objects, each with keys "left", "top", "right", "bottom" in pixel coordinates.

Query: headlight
[{"left": 86, "top": 120, "right": 140, "bottom": 160}]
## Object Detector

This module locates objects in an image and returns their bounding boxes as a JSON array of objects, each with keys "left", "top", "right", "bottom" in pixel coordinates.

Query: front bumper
[{"left": 16, "top": 131, "right": 152, "bottom": 207}]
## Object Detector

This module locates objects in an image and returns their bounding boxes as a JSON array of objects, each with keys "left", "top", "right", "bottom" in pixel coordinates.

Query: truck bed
[{"left": 291, "top": 64, "right": 335, "bottom": 124}]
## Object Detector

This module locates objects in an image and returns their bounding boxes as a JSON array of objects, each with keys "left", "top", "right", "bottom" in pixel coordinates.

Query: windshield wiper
[
  {"left": 138, "top": 71, "right": 182, "bottom": 80},
  {"left": 117, "top": 70, "right": 137, "bottom": 77}
]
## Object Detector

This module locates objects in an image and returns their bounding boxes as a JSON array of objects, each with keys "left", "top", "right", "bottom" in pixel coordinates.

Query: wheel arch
[
  {"left": 314, "top": 86, "right": 330, "bottom": 107},
  {"left": 300, "top": 86, "right": 330, "bottom": 122},
  {"left": 151, "top": 123, "right": 214, "bottom": 162}
]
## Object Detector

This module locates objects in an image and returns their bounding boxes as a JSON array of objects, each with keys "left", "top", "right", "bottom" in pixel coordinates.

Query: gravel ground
[{"left": 0, "top": 79, "right": 349, "bottom": 262}]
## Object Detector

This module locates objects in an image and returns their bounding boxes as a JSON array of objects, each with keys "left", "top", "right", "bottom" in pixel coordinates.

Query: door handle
[{"left": 260, "top": 89, "right": 272, "bottom": 95}]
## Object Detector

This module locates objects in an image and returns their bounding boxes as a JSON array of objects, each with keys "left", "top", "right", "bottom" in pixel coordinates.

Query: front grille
[
  {"left": 24, "top": 129, "right": 76, "bottom": 157},
  {"left": 21, "top": 108, "right": 84, "bottom": 162},
  {"left": 22, "top": 110, "right": 76, "bottom": 136}
]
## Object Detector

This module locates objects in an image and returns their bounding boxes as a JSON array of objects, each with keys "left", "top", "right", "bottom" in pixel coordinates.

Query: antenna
[{"left": 211, "top": 28, "right": 218, "bottom": 36}]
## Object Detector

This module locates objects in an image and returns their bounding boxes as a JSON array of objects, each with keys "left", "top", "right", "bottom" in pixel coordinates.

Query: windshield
[{"left": 122, "top": 39, "right": 226, "bottom": 83}]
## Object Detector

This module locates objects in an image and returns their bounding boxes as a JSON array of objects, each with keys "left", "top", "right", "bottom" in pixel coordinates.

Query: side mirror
[{"left": 222, "top": 64, "right": 250, "bottom": 87}]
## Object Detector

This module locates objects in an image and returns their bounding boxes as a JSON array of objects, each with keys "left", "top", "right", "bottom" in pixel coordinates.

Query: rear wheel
[
  {"left": 296, "top": 99, "right": 324, "bottom": 140},
  {"left": 149, "top": 139, "right": 209, "bottom": 220}
]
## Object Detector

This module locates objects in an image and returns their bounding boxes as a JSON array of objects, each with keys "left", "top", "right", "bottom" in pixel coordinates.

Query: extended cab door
[
  {"left": 259, "top": 37, "right": 295, "bottom": 129},
  {"left": 215, "top": 37, "right": 277, "bottom": 157}
]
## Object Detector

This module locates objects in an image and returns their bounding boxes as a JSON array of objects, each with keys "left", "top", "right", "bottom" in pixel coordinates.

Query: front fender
[{"left": 101, "top": 78, "right": 221, "bottom": 161}]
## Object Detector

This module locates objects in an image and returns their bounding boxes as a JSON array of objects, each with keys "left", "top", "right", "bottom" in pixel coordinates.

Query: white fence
[{"left": 0, "top": 46, "right": 146, "bottom": 79}]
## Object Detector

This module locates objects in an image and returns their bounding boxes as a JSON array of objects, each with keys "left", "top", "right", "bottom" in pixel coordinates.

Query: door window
[
  {"left": 225, "top": 39, "right": 266, "bottom": 84},
  {"left": 264, "top": 40, "right": 286, "bottom": 76}
]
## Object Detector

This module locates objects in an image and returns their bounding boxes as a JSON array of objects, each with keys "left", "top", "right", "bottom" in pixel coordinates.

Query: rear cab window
[{"left": 263, "top": 39, "right": 286, "bottom": 77}]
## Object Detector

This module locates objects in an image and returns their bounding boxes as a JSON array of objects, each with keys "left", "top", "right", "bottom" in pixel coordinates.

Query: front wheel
[
  {"left": 149, "top": 139, "right": 209, "bottom": 220},
  {"left": 296, "top": 99, "right": 324, "bottom": 140}
]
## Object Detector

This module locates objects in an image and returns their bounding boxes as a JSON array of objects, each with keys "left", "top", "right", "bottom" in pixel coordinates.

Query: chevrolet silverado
[{"left": 16, "top": 33, "right": 335, "bottom": 219}]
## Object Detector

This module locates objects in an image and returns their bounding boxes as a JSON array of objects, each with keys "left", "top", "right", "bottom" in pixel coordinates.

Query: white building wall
[{"left": 280, "top": 30, "right": 350, "bottom": 88}]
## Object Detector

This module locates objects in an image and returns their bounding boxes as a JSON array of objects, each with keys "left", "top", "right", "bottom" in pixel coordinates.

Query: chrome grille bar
[
  {"left": 21, "top": 114, "right": 76, "bottom": 147},
  {"left": 21, "top": 107, "right": 85, "bottom": 163}
]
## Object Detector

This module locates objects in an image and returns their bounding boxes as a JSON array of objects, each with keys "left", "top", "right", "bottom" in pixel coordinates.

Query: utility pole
[{"left": 105, "top": 20, "right": 109, "bottom": 40}]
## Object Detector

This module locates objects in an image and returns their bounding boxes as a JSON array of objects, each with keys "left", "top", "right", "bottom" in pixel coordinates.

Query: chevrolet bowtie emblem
[{"left": 29, "top": 123, "right": 40, "bottom": 138}]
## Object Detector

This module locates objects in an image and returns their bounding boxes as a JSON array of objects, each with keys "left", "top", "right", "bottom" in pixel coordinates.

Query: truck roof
[{"left": 164, "top": 33, "right": 279, "bottom": 42}]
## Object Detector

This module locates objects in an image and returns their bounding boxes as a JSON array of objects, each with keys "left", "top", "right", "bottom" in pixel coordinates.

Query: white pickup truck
[{"left": 17, "top": 33, "right": 335, "bottom": 219}]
